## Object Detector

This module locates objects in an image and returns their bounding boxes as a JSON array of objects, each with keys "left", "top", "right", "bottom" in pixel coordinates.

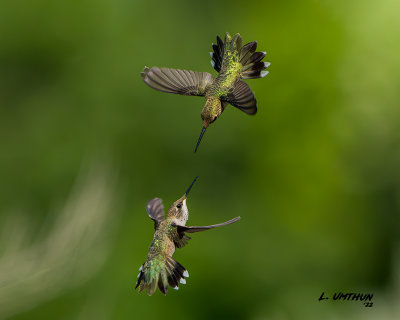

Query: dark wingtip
[
  {"left": 185, "top": 176, "right": 199, "bottom": 197},
  {"left": 194, "top": 126, "right": 206, "bottom": 153}
]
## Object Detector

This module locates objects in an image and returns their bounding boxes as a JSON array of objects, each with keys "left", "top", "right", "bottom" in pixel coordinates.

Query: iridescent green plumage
[
  {"left": 141, "top": 32, "right": 270, "bottom": 152},
  {"left": 135, "top": 177, "right": 240, "bottom": 296}
]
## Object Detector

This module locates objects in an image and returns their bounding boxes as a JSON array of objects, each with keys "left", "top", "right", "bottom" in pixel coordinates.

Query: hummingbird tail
[
  {"left": 135, "top": 256, "right": 189, "bottom": 296},
  {"left": 165, "top": 256, "right": 189, "bottom": 290},
  {"left": 210, "top": 33, "right": 270, "bottom": 79},
  {"left": 239, "top": 42, "right": 270, "bottom": 79}
]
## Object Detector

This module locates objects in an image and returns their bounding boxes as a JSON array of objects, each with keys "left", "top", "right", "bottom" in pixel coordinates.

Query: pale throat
[{"left": 172, "top": 199, "right": 189, "bottom": 226}]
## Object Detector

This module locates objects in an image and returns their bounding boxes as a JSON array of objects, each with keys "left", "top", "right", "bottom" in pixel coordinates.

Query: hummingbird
[
  {"left": 135, "top": 177, "right": 240, "bottom": 295},
  {"left": 141, "top": 32, "right": 270, "bottom": 152}
]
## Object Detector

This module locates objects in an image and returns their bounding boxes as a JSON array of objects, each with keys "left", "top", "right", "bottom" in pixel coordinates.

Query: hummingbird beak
[
  {"left": 195, "top": 126, "right": 207, "bottom": 153},
  {"left": 185, "top": 176, "right": 198, "bottom": 198}
]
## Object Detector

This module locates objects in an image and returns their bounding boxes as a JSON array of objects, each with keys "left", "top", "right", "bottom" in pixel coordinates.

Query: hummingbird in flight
[
  {"left": 135, "top": 177, "right": 240, "bottom": 295},
  {"left": 141, "top": 32, "right": 270, "bottom": 152}
]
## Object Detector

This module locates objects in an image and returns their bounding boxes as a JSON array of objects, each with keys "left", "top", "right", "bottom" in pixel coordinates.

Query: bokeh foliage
[{"left": 1, "top": 0, "right": 399, "bottom": 319}]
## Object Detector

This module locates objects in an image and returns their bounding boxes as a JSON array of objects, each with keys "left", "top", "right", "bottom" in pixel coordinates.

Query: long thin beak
[
  {"left": 185, "top": 176, "right": 198, "bottom": 198},
  {"left": 194, "top": 126, "right": 206, "bottom": 153}
]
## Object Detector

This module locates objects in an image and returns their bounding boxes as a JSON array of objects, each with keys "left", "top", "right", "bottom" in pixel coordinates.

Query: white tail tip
[
  {"left": 180, "top": 278, "right": 186, "bottom": 284},
  {"left": 183, "top": 270, "right": 189, "bottom": 278}
]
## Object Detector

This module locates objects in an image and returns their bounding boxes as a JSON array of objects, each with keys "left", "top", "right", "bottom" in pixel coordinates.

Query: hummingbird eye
[{"left": 176, "top": 203, "right": 182, "bottom": 209}]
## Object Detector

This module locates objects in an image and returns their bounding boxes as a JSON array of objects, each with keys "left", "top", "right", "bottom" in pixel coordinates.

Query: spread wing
[
  {"left": 146, "top": 198, "right": 165, "bottom": 229},
  {"left": 141, "top": 67, "right": 213, "bottom": 96},
  {"left": 172, "top": 217, "right": 240, "bottom": 248},
  {"left": 171, "top": 227, "right": 192, "bottom": 249},
  {"left": 225, "top": 81, "right": 257, "bottom": 115},
  {"left": 178, "top": 217, "right": 241, "bottom": 233}
]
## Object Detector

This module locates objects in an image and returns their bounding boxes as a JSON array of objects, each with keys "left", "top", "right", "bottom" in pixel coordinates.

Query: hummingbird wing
[
  {"left": 177, "top": 216, "right": 240, "bottom": 233},
  {"left": 171, "top": 217, "right": 240, "bottom": 248},
  {"left": 210, "top": 35, "right": 224, "bottom": 72},
  {"left": 224, "top": 81, "right": 257, "bottom": 115},
  {"left": 146, "top": 198, "right": 165, "bottom": 229},
  {"left": 172, "top": 232, "right": 192, "bottom": 249},
  {"left": 170, "top": 217, "right": 240, "bottom": 248},
  {"left": 141, "top": 67, "right": 213, "bottom": 96}
]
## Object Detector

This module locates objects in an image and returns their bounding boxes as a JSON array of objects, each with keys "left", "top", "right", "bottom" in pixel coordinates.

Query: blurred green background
[{"left": 1, "top": 0, "right": 399, "bottom": 319}]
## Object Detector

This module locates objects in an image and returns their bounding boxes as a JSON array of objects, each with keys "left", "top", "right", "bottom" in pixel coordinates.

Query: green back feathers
[
  {"left": 210, "top": 32, "right": 270, "bottom": 79},
  {"left": 208, "top": 33, "right": 270, "bottom": 115}
]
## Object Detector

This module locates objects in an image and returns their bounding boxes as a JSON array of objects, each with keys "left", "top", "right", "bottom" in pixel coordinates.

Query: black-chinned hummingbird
[
  {"left": 135, "top": 177, "right": 240, "bottom": 295},
  {"left": 141, "top": 32, "right": 270, "bottom": 152}
]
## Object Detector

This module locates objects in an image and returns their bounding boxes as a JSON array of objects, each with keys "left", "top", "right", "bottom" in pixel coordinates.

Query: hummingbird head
[
  {"left": 195, "top": 97, "right": 222, "bottom": 152},
  {"left": 168, "top": 176, "right": 198, "bottom": 225}
]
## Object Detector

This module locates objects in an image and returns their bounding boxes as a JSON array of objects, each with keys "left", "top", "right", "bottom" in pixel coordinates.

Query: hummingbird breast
[{"left": 149, "top": 222, "right": 176, "bottom": 257}]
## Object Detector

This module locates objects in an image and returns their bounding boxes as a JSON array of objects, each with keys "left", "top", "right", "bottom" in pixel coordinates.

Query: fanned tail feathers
[
  {"left": 165, "top": 256, "right": 189, "bottom": 289},
  {"left": 210, "top": 36, "right": 224, "bottom": 72},
  {"left": 135, "top": 256, "right": 189, "bottom": 296},
  {"left": 239, "top": 41, "right": 270, "bottom": 79},
  {"left": 210, "top": 33, "right": 270, "bottom": 79}
]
